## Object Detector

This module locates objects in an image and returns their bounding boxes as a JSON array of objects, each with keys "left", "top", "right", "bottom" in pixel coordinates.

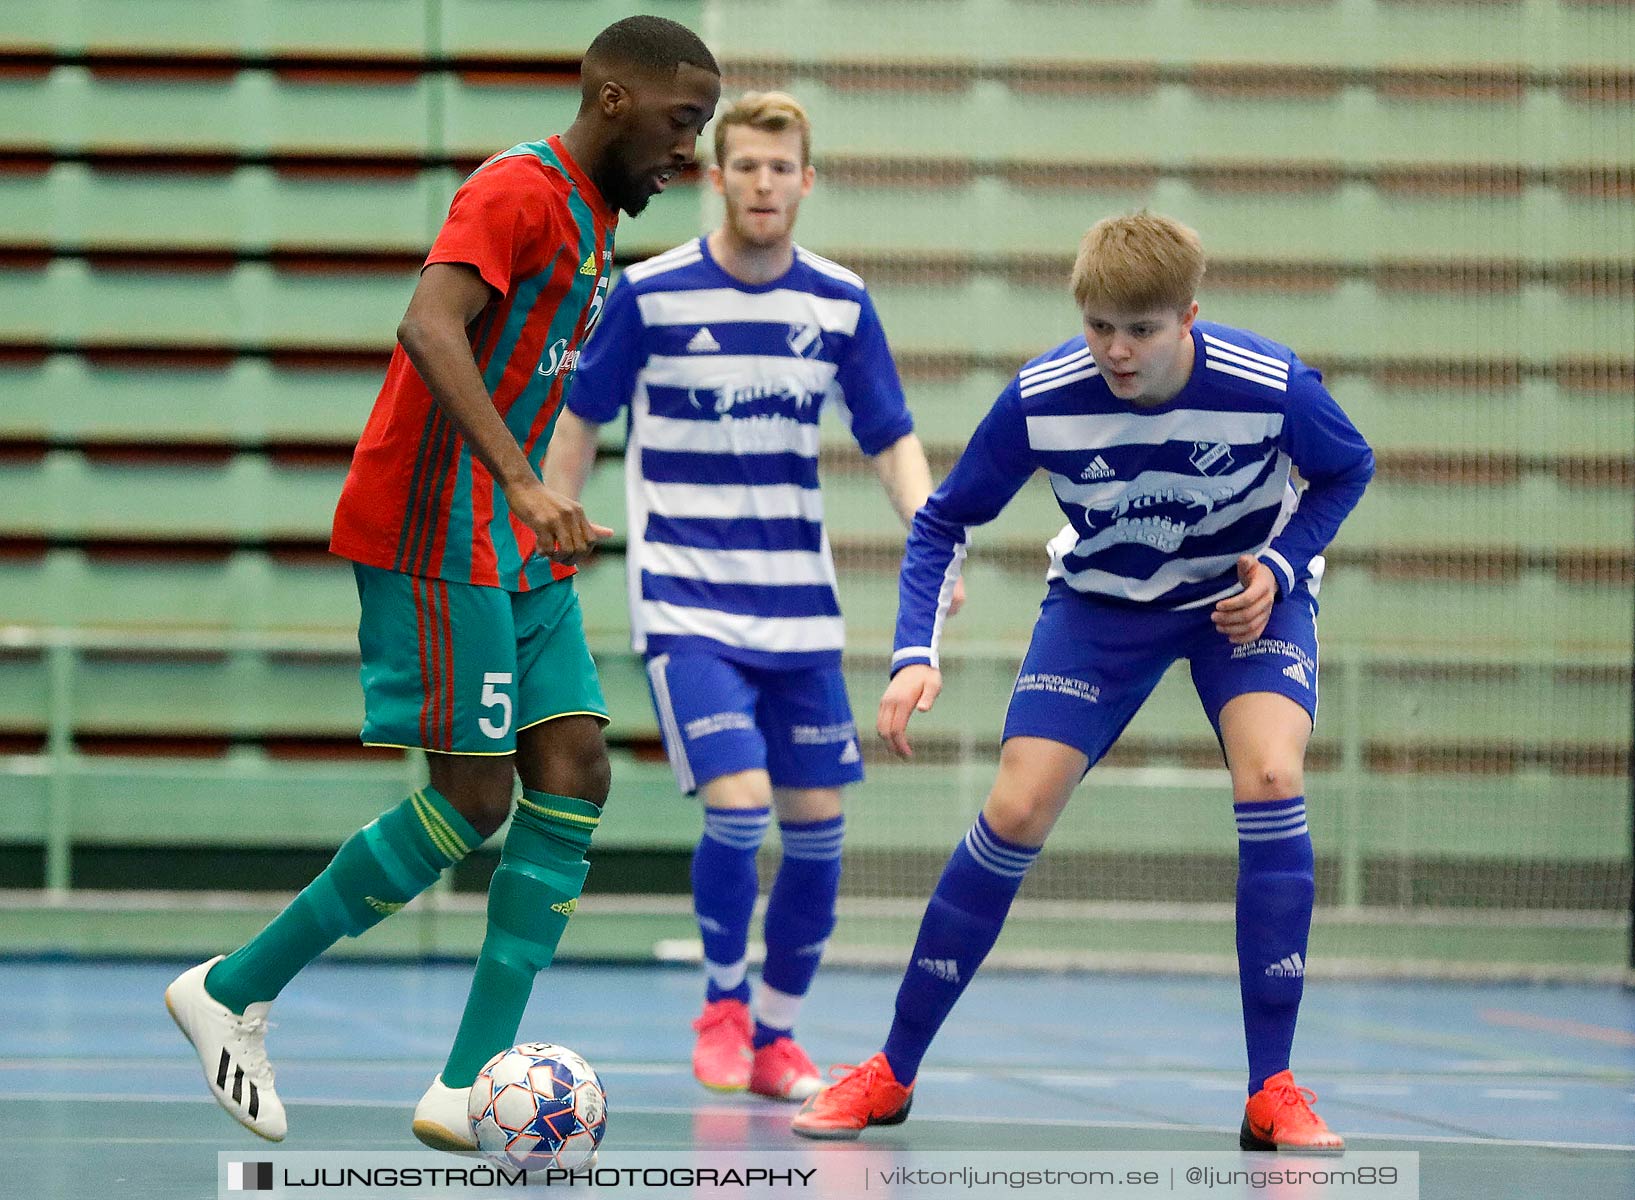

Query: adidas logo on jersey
[
  {"left": 1079, "top": 455, "right": 1115, "bottom": 481},
  {"left": 916, "top": 957, "right": 960, "bottom": 983},
  {"left": 1282, "top": 662, "right": 1310, "bottom": 688},
  {"left": 1265, "top": 952, "right": 1305, "bottom": 978},
  {"left": 687, "top": 326, "right": 721, "bottom": 353},
  {"left": 578, "top": 253, "right": 598, "bottom": 276},
  {"left": 839, "top": 740, "right": 860, "bottom": 765}
]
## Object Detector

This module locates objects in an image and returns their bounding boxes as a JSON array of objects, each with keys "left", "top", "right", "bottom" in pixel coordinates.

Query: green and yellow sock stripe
[
  {"left": 515, "top": 792, "right": 601, "bottom": 831},
  {"left": 411, "top": 790, "right": 474, "bottom": 866}
]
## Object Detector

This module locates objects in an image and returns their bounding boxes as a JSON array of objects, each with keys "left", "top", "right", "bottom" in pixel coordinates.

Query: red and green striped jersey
[{"left": 330, "top": 135, "right": 616, "bottom": 590}]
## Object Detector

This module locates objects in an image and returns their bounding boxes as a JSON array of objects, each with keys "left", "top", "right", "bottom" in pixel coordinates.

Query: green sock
[
  {"left": 205, "top": 788, "right": 479, "bottom": 1014},
  {"left": 440, "top": 789, "right": 600, "bottom": 1088}
]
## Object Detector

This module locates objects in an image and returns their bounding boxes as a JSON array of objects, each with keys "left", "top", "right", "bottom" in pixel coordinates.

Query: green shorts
[{"left": 353, "top": 564, "right": 608, "bottom": 755}]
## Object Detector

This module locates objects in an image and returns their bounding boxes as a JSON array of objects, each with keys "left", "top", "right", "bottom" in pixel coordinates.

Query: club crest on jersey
[
  {"left": 1190, "top": 441, "right": 1235, "bottom": 476},
  {"left": 786, "top": 321, "right": 822, "bottom": 358},
  {"left": 536, "top": 337, "right": 580, "bottom": 378}
]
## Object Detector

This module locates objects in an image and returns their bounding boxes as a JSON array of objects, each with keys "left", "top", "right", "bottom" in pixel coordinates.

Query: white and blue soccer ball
[{"left": 467, "top": 1042, "right": 607, "bottom": 1170}]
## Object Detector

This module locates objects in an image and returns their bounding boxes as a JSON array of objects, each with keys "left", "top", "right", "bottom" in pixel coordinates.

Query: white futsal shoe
[
  {"left": 412, "top": 1075, "right": 477, "bottom": 1151},
  {"left": 165, "top": 955, "right": 287, "bottom": 1141}
]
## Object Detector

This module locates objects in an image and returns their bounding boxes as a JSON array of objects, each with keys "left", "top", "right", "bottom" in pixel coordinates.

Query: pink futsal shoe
[
  {"left": 748, "top": 1036, "right": 822, "bottom": 1101},
  {"left": 691, "top": 998, "right": 753, "bottom": 1091}
]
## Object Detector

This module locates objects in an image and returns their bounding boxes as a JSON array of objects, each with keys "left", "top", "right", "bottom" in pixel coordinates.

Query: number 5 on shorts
[{"left": 478, "top": 672, "right": 514, "bottom": 739}]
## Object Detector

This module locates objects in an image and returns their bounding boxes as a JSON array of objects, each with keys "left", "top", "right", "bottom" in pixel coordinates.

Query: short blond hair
[
  {"left": 1070, "top": 212, "right": 1206, "bottom": 315},
  {"left": 712, "top": 91, "right": 811, "bottom": 167}
]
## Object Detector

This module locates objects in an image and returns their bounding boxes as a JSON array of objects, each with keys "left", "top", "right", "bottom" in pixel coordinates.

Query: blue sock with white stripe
[
  {"left": 756, "top": 815, "right": 844, "bottom": 1048},
  {"left": 1235, "top": 797, "right": 1315, "bottom": 1094},
  {"left": 881, "top": 813, "right": 1040, "bottom": 1084},
  {"left": 693, "top": 807, "right": 771, "bottom": 1005}
]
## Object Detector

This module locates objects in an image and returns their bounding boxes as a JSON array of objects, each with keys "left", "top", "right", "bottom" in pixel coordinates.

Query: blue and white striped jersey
[
  {"left": 892, "top": 320, "right": 1374, "bottom": 672},
  {"left": 570, "top": 237, "right": 914, "bottom": 668}
]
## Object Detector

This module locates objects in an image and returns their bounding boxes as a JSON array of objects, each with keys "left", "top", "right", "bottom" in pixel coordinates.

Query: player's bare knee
[
  {"left": 523, "top": 744, "right": 611, "bottom": 808},
  {"left": 428, "top": 753, "right": 518, "bottom": 838},
  {"left": 517, "top": 718, "right": 612, "bottom": 807},
  {"left": 568, "top": 749, "right": 612, "bottom": 808},
  {"left": 1234, "top": 764, "right": 1304, "bottom": 803},
  {"left": 982, "top": 789, "right": 1051, "bottom": 847},
  {"left": 705, "top": 770, "right": 774, "bottom": 811}
]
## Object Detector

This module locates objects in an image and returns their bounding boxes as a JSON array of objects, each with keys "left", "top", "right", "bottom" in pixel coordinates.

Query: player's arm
[
  {"left": 869, "top": 431, "right": 933, "bottom": 528},
  {"left": 397, "top": 263, "right": 611, "bottom": 561},
  {"left": 537, "top": 410, "right": 606, "bottom": 565},
  {"left": 543, "top": 275, "right": 641, "bottom": 536},
  {"left": 880, "top": 385, "right": 1035, "bottom": 759},
  {"left": 1213, "top": 365, "right": 1373, "bottom": 643},
  {"left": 542, "top": 410, "right": 603, "bottom": 505},
  {"left": 870, "top": 432, "right": 966, "bottom": 616}
]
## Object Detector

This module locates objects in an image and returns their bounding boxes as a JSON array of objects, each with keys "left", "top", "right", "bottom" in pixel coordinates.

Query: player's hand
[
  {"left": 947, "top": 576, "right": 967, "bottom": 617},
  {"left": 507, "top": 478, "right": 614, "bottom": 565},
  {"left": 877, "top": 664, "right": 942, "bottom": 760},
  {"left": 1212, "top": 555, "right": 1277, "bottom": 644}
]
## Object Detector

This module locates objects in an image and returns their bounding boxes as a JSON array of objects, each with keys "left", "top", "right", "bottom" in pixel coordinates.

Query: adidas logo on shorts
[
  {"left": 839, "top": 740, "right": 861, "bottom": 765},
  {"left": 1265, "top": 952, "right": 1305, "bottom": 978},
  {"left": 1282, "top": 662, "right": 1310, "bottom": 688},
  {"left": 916, "top": 957, "right": 960, "bottom": 983}
]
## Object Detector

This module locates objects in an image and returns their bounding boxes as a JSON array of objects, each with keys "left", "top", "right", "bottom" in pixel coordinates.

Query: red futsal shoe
[
  {"left": 789, "top": 1052, "right": 914, "bottom": 1140},
  {"left": 1241, "top": 1069, "right": 1345, "bottom": 1153}
]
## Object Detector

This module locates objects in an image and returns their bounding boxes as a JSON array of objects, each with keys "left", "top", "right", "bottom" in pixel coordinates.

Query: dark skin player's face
[{"left": 603, "top": 62, "right": 721, "bottom": 216}]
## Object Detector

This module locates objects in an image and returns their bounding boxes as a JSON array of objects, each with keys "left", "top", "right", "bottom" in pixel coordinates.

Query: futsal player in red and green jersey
[{"left": 164, "top": 17, "right": 720, "bottom": 1147}]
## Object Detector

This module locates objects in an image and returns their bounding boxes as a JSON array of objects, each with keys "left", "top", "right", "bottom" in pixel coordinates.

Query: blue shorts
[
  {"left": 643, "top": 650, "right": 865, "bottom": 795},
  {"left": 1003, "top": 582, "right": 1319, "bottom": 768}
]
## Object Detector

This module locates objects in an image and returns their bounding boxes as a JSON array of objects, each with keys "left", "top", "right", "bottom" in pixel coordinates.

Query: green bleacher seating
[
  {"left": 0, "top": 69, "right": 434, "bottom": 155},
  {"left": 710, "top": 0, "right": 1625, "bottom": 68},
  {"left": 0, "top": 357, "right": 383, "bottom": 443},
  {"left": 440, "top": 0, "right": 706, "bottom": 57},
  {"left": 766, "top": 175, "right": 1635, "bottom": 262},
  {"left": 1, "top": 449, "right": 1627, "bottom": 594},
  {"left": 5, "top": 252, "right": 1627, "bottom": 365}
]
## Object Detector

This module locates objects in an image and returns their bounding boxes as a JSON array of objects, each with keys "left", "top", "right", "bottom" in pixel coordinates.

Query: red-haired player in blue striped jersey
[{"left": 794, "top": 213, "right": 1372, "bottom": 1152}]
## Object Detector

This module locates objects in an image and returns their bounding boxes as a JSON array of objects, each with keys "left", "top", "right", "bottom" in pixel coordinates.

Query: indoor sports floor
[{"left": 1, "top": 960, "right": 1630, "bottom": 1199}]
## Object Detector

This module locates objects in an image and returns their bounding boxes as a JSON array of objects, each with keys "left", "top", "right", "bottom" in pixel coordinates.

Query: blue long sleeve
[
  {"left": 892, "top": 385, "right": 1036, "bottom": 672},
  {"left": 1257, "top": 365, "right": 1375, "bottom": 597}
]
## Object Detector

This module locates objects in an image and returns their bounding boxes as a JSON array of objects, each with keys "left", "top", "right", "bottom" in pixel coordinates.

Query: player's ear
[
  {"left": 597, "top": 79, "right": 630, "bottom": 118},
  {"left": 800, "top": 163, "right": 816, "bottom": 195},
  {"left": 708, "top": 162, "right": 725, "bottom": 194},
  {"left": 1178, "top": 301, "right": 1199, "bottom": 333}
]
